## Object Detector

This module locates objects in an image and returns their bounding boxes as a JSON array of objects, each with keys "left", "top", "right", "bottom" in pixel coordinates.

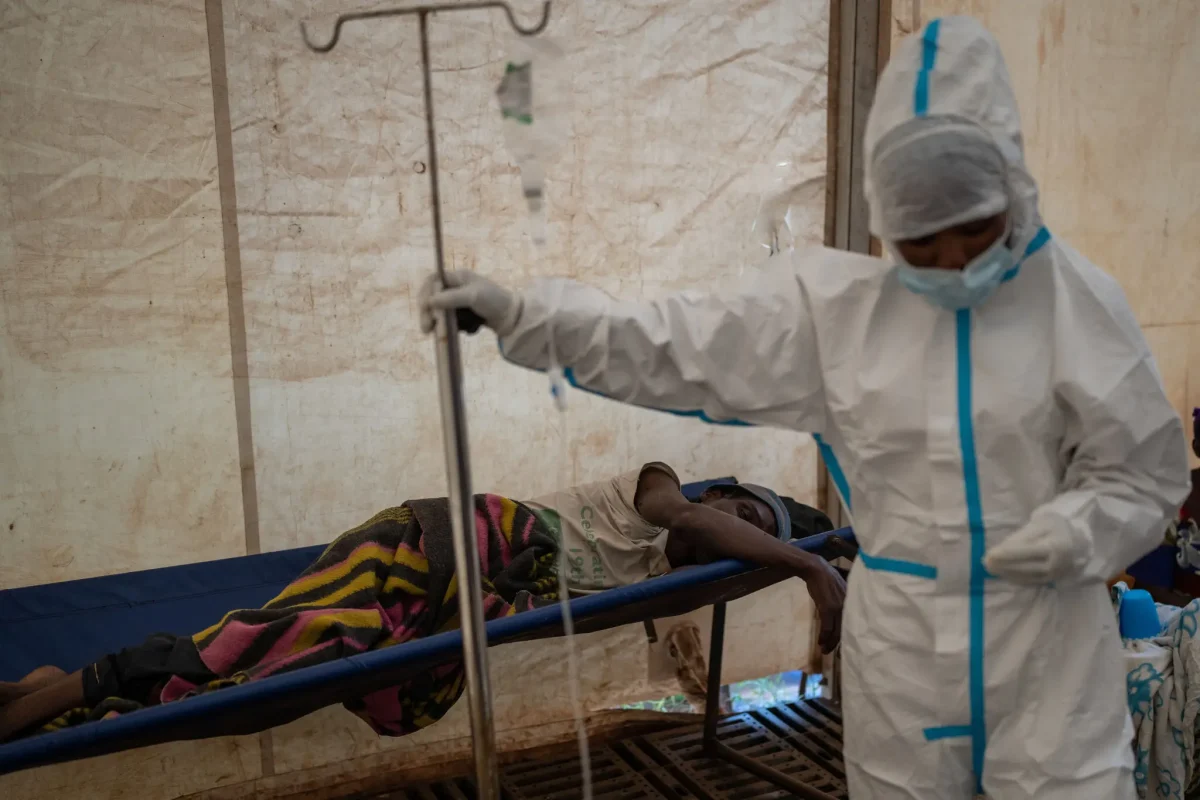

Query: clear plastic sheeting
[{"left": 749, "top": 161, "right": 826, "bottom": 263}]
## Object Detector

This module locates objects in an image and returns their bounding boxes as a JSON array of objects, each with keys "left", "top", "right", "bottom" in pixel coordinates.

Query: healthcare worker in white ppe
[{"left": 422, "top": 17, "right": 1191, "bottom": 799}]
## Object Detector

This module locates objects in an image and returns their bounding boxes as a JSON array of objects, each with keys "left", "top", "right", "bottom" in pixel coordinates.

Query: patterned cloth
[
  {"left": 1119, "top": 587, "right": 1200, "bottom": 799},
  {"left": 45, "top": 495, "right": 559, "bottom": 737}
]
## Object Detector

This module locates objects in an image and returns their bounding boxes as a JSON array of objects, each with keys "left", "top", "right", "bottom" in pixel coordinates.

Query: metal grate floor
[{"left": 372, "top": 699, "right": 846, "bottom": 800}]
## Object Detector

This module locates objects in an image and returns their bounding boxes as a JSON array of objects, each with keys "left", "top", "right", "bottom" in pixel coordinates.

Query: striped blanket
[{"left": 54, "top": 494, "right": 559, "bottom": 737}]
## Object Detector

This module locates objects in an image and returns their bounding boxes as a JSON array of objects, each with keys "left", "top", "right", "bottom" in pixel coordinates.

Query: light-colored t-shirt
[{"left": 523, "top": 463, "right": 681, "bottom": 592}]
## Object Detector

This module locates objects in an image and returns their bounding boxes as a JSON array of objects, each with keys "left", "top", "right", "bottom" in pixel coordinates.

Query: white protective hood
[{"left": 864, "top": 16, "right": 1042, "bottom": 248}]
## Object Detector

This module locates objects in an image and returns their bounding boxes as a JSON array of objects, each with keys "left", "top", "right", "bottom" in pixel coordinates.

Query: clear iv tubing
[{"left": 547, "top": 275, "right": 593, "bottom": 798}]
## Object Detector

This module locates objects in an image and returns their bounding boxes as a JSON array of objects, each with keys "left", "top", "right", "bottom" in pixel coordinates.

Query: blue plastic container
[{"left": 1119, "top": 589, "right": 1163, "bottom": 639}]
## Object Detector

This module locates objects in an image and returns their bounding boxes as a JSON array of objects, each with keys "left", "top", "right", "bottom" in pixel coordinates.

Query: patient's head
[
  {"left": 698, "top": 483, "right": 791, "bottom": 540},
  {"left": 661, "top": 482, "right": 793, "bottom": 568}
]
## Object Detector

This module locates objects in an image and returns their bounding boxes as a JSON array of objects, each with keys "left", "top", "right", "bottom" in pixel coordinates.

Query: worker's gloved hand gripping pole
[{"left": 301, "top": 6, "right": 552, "bottom": 799}]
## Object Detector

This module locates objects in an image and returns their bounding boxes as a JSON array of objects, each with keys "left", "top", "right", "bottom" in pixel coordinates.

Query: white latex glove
[
  {"left": 983, "top": 516, "right": 1091, "bottom": 585},
  {"left": 419, "top": 271, "right": 522, "bottom": 337}
]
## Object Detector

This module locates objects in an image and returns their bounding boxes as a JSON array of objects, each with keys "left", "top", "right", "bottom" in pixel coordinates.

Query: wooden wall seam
[
  {"left": 204, "top": 0, "right": 261, "bottom": 560},
  {"left": 205, "top": 0, "right": 270, "bottom": 776}
]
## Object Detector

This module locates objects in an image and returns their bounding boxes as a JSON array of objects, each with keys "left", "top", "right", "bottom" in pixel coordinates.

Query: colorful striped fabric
[
  {"left": 48, "top": 495, "right": 560, "bottom": 738},
  {"left": 181, "top": 495, "right": 560, "bottom": 735}
]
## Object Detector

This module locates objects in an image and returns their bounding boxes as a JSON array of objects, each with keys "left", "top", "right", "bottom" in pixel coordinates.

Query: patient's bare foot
[{"left": 0, "top": 667, "right": 67, "bottom": 706}]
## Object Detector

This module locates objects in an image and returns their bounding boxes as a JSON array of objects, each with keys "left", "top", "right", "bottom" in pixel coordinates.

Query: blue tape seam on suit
[
  {"left": 957, "top": 307, "right": 987, "bottom": 794},
  {"left": 858, "top": 550, "right": 937, "bottom": 580},
  {"left": 924, "top": 724, "right": 973, "bottom": 742},
  {"left": 813, "top": 434, "right": 852, "bottom": 512},
  {"left": 913, "top": 18, "right": 941, "bottom": 117},
  {"left": 914, "top": 19, "right": 984, "bottom": 791},
  {"left": 914, "top": 18, "right": 1054, "bottom": 789}
]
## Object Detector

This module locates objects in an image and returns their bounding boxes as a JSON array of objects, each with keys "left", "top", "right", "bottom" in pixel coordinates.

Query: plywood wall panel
[{"left": 0, "top": 734, "right": 263, "bottom": 800}]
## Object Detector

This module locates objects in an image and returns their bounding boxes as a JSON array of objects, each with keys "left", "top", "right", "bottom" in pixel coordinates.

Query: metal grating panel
[{"left": 370, "top": 699, "right": 846, "bottom": 800}]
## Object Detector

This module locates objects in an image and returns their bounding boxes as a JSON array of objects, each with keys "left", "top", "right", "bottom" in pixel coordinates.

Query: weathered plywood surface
[
  {"left": 1144, "top": 323, "right": 1200, "bottom": 471},
  {"left": 223, "top": 0, "right": 829, "bottom": 552},
  {"left": 909, "top": 0, "right": 1200, "bottom": 467},
  {"left": 0, "top": 0, "right": 245, "bottom": 589},
  {"left": 890, "top": 0, "right": 922, "bottom": 48},
  {"left": 0, "top": 735, "right": 263, "bottom": 800}
]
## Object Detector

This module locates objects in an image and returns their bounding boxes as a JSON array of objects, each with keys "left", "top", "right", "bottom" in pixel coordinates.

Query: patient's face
[
  {"left": 700, "top": 489, "right": 775, "bottom": 536},
  {"left": 662, "top": 488, "right": 777, "bottom": 567}
]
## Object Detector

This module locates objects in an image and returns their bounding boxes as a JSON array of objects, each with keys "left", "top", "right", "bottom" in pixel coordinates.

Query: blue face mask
[{"left": 895, "top": 232, "right": 1015, "bottom": 311}]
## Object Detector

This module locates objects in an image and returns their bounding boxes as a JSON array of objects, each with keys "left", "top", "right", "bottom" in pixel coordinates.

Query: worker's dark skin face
[
  {"left": 665, "top": 488, "right": 777, "bottom": 566},
  {"left": 894, "top": 211, "right": 1008, "bottom": 271}
]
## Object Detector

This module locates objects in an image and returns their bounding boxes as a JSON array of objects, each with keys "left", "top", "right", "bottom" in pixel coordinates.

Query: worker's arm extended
[
  {"left": 634, "top": 468, "right": 845, "bottom": 652},
  {"left": 501, "top": 268, "right": 825, "bottom": 430},
  {"left": 422, "top": 260, "right": 828, "bottom": 431}
]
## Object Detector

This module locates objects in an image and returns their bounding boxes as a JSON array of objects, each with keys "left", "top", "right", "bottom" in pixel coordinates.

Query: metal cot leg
[
  {"left": 702, "top": 603, "right": 727, "bottom": 747},
  {"left": 702, "top": 602, "right": 839, "bottom": 800}
]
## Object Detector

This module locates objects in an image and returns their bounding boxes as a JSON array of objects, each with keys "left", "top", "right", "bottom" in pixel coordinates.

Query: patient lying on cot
[{"left": 0, "top": 463, "right": 845, "bottom": 741}]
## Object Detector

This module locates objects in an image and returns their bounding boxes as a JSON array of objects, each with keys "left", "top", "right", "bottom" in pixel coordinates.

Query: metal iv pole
[{"left": 302, "top": 4, "right": 552, "bottom": 797}]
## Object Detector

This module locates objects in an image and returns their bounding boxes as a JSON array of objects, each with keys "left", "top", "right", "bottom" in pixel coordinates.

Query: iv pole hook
[{"left": 301, "top": 1, "right": 551, "bottom": 53}]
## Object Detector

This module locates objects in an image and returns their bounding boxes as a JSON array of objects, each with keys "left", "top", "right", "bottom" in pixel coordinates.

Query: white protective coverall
[{"left": 493, "top": 17, "right": 1190, "bottom": 799}]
